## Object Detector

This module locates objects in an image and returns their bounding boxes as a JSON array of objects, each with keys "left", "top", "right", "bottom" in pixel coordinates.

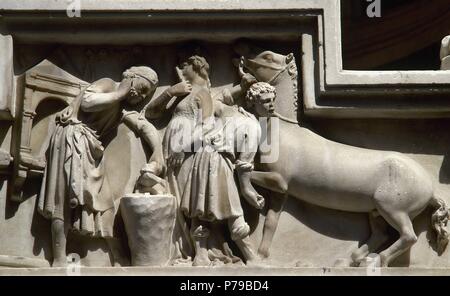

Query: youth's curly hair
[{"left": 245, "top": 82, "right": 276, "bottom": 104}]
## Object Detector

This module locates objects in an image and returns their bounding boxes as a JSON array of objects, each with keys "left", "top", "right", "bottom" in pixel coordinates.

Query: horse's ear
[{"left": 286, "top": 53, "right": 294, "bottom": 64}]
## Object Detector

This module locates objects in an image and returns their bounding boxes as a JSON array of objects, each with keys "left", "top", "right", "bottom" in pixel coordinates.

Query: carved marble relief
[
  {"left": 4, "top": 40, "right": 447, "bottom": 269},
  {"left": 2, "top": 1, "right": 450, "bottom": 272}
]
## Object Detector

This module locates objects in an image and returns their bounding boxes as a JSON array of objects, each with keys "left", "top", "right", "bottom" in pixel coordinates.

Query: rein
[
  {"left": 240, "top": 56, "right": 299, "bottom": 125},
  {"left": 263, "top": 63, "right": 299, "bottom": 125},
  {"left": 273, "top": 112, "right": 299, "bottom": 125}
]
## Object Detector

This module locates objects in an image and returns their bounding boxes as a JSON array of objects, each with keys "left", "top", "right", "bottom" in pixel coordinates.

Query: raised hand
[
  {"left": 240, "top": 73, "right": 257, "bottom": 91},
  {"left": 168, "top": 81, "right": 192, "bottom": 97}
]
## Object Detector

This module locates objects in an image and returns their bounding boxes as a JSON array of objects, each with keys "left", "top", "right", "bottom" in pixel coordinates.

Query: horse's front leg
[{"left": 258, "top": 192, "right": 287, "bottom": 258}]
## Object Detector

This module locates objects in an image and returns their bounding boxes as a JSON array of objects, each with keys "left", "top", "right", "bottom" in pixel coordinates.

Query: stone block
[{"left": 120, "top": 194, "right": 176, "bottom": 266}]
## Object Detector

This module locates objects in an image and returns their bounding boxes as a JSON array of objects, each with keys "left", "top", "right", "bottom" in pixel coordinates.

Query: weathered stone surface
[
  {"left": 0, "top": 34, "right": 14, "bottom": 120},
  {"left": 0, "top": 255, "right": 50, "bottom": 268},
  {"left": 1, "top": 266, "right": 450, "bottom": 276},
  {"left": 120, "top": 194, "right": 176, "bottom": 266},
  {"left": 1, "top": 0, "right": 450, "bottom": 275}
]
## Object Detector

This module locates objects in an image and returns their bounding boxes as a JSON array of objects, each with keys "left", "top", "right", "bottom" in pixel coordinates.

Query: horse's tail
[{"left": 430, "top": 195, "right": 450, "bottom": 255}]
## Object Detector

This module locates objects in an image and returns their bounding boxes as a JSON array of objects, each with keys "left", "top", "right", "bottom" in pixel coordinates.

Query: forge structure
[{"left": 1, "top": 0, "right": 450, "bottom": 275}]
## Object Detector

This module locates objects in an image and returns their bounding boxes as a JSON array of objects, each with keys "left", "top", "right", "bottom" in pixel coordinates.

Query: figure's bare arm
[
  {"left": 81, "top": 78, "right": 132, "bottom": 112},
  {"left": 145, "top": 90, "right": 173, "bottom": 119},
  {"left": 145, "top": 82, "right": 192, "bottom": 119},
  {"left": 84, "top": 78, "right": 116, "bottom": 93},
  {"left": 228, "top": 84, "right": 245, "bottom": 101},
  {"left": 122, "top": 111, "right": 165, "bottom": 175},
  {"left": 220, "top": 73, "right": 257, "bottom": 107},
  {"left": 236, "top": 119, "right": 264, "bottom": 209},
  {"left": 122, "top": 112, "right": 161, "bottom": 153},
  {"left": 196, "top": 88, "right": 214, "bottom": 120}
]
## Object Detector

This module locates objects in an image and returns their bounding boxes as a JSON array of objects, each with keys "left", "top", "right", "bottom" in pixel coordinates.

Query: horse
[{"left": 235, "top": 44, "right": 450, "bottom": 267}]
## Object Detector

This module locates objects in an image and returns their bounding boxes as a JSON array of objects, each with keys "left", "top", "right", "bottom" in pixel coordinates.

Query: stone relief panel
[
  {"left": 1, "top": 3, "right": 450, "bottom": 271},
  {"left": 6, "top": 41, "right": 312, "bottom": 268},
  {"left": 3, "top": 39, "right": 448, "bottom": 269}
]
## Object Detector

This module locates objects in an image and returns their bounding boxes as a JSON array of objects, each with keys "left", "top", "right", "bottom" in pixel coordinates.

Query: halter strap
[
  {"left": 244, "top": 58, "right": 291, "bottom": 85},
  {"left": 273, "top": 112, "right": 299, "bottom": 125}
]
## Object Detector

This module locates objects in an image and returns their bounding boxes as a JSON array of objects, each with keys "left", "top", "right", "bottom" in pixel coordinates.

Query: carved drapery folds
[
  {"left": 9, "top": 44, "right": 448, "bottom": 269},
  {"left": 11, "top": 61, "right": 88, "bottom": 202}
]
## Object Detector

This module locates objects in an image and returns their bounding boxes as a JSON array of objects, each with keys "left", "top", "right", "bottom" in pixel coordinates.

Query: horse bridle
[
  {"left": 239, "top": 56, "right": 290, "bottom": 85},
  {"left": 239, "top": 56, "right": 299, "bottom": 125}
]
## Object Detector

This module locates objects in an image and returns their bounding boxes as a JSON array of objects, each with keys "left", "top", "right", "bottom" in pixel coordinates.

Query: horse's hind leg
[
  {"left": 351, "top": 211, "right": 390, "bottom": 266},
  {"left": 258, "top": 192, "right": 288, "bottom": 258},
  {"left": 376, "top": 209, "right": 417, "bottom": 267}
]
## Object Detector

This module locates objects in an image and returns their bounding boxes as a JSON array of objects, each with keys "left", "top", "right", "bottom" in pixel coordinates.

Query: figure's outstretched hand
[
  {"left": 136, "top": 164, "right": 167, "bottom": 195},
  {"left": 168, "top": 82, "right": 192, "bottom": 97}
]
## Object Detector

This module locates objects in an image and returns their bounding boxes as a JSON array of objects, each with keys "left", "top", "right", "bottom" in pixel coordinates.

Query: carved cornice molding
[{"left": 26, "top": 72, "right": 88, "bottom": 98}]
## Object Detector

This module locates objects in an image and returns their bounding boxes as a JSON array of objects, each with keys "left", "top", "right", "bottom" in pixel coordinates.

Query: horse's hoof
[
  {"left": 333, "top": 258, "right": 353, "bottom": 267},
  {"left": 358, "top": 253, "right": 381, "bottom": 268}
]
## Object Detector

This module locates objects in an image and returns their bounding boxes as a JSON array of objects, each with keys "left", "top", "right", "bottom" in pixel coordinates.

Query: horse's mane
[
  {"left": 270, "top": 58, "right": 300, "bottom": 125},
  {"left": 286, "top": 59, "right": 299, "bottom": 113}
]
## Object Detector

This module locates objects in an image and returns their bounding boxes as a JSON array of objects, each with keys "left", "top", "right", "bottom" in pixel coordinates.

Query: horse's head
[
  {"left": 234, "top": 42, "right": 299, "bottom": 123},
  {"left": 234, "top": 43, "right": 294, "bottom": 83}
]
